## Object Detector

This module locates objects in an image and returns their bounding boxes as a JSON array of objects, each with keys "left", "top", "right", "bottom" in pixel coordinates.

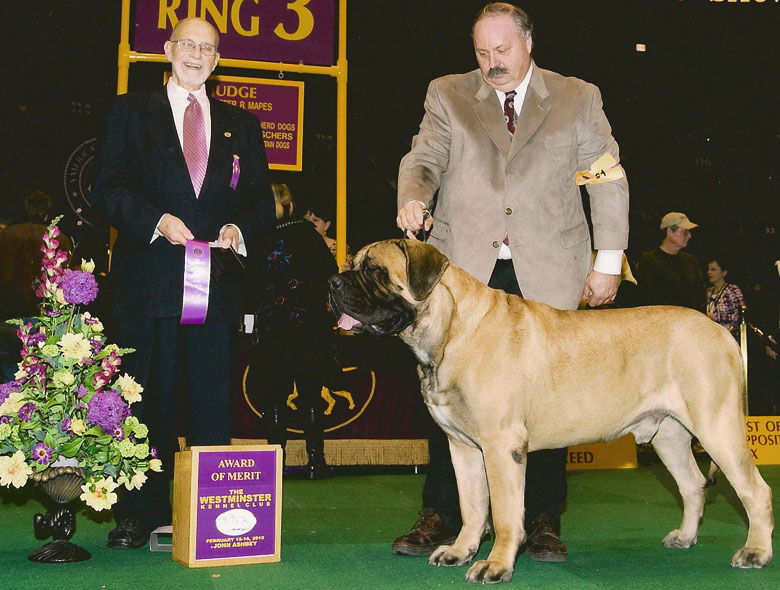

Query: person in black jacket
[
  {"left": 246, "top": 183, "right": 338, "bottom": 479},
  {"left": 91, "top": 17, "right": 275, "bottom": 549}
]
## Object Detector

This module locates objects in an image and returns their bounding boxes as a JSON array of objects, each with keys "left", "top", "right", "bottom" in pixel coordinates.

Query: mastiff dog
[{"left": 328, "top": 239, "right": 773, "bottom": 584}]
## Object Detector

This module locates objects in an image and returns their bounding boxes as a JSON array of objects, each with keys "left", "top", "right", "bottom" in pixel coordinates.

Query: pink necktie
[
  {"left": 183, "top": 94, "right": 207, "bottom": 196},
  {"left": 504, "top": 90, "right": 517, "bottom": 134}
]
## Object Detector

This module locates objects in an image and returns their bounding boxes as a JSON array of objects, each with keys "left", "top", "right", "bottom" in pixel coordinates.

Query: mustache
[{"left": 487, "top": 66, "right": 509, "bottom": 78}]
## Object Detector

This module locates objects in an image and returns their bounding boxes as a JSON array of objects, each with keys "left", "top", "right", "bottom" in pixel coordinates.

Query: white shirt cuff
[
  {"left": 220, "top": 224, "right": 247, "bottom": 256},
  {"left": 593, "top": 249, "right": 623, "bottom": 275}
]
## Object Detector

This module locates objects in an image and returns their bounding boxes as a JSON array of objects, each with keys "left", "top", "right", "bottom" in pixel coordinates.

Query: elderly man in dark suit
[
  {"left": 92, "top": 17, "right": 275, "bottom": 549},
  {"left": 395, "top": 3, "right": 629, "bottom": 563}
]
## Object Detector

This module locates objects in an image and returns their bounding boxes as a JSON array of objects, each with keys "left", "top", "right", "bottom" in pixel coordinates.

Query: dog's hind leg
[
  {"left": 429, "top": 438, "right": 489, "bottom": 568},
  {"left": 694, "top": 416, "right": 773, "bottom": 568},
  {"left": 651, "top": 417, "right": 706, "bottom": 549}
]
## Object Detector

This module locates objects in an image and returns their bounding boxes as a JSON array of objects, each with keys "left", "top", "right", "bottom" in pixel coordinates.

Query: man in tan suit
[{"left": 394, "top": 3, "right": 629, "bottom": 563}]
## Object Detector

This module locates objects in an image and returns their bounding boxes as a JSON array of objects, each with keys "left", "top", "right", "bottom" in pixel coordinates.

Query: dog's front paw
[
  {"left": 429, "top": 543, "right": 478, "bottom": 567},
  {"left": 662, "top": 529, "right": 697, "bottom": 549},
  {"left": 464, "top": 559, "right": 513, "bottom": 584},
  {"left": 731, "top": 546, "right": 772, "bottom": 569}
]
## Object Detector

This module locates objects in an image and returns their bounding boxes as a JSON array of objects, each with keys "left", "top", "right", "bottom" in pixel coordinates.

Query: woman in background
[
  {"left": 706, "top": 256, "right": 745, "bottom": 340},
  {"left": 247, "top": 183, "right": 337, "bottom": 479}
]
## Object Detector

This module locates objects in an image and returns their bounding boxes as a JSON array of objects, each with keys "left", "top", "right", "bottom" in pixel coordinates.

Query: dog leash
[{"left": 402, "top": 208, "right": 431, "bottom": 242}]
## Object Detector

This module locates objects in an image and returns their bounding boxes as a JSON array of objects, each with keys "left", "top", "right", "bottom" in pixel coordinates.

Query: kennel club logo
[
  {"left": 63, "top": 138, "right": 97, "bottom": 228},
  {"left": 242, "top": 366, "right": 375, "bottom": 433}
]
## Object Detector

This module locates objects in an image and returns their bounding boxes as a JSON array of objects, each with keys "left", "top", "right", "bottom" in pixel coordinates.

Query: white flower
[
  {"left": 58, "top": 332, "right": 91, "bottom": 362},
  {"left": 80, "top": 258, "right": 95, "bottom": 273},
  {"left": 70, "top": 419, "right": 86, "bottom": 435},
  {"left": 79, "top": 476, "right": 119, "bottom": 511},
  {"left": 117, "top": 373, "right": 143, "bottom": 404},
  {"left": 0, "top": 391, "right": 25, "bottom": 417},
  {"left": 120, "top": 471, "right": 148, "bottom": 491},
  {"left": 0, "top": 450, "right": 33, "bottom": 488},
  {"left": 149, "top": 459, "right": 163, "bottom": 473}
]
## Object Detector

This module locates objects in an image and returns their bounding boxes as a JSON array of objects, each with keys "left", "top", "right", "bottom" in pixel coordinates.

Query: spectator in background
[
  {"left": 0, "top": 190, "right": 73, "bottom": 321},
  {"left": 706, "top": 256, "right": 745, "bottom": 339},
  {"left": 246, "top": 183, "right": 338, "bottom": 479},
  {"left": 303, "top": 194, "right": 353, "bottom": 271},
  {"left": 633, "top": 212, "right": 706, "bottom": 312}
]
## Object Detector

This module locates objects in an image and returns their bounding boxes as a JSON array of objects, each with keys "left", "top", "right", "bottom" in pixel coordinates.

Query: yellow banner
[
  {"left": 746, "top": 416, "right": 780, "bottom": 465},
  {"left": 566, "top": 434, "right": 637, "bottom": 470}
]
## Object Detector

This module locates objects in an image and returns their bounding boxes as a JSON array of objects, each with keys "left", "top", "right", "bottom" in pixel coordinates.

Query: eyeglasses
[{"left": 171, "top": 38, "right": 217, "bottom": 56}]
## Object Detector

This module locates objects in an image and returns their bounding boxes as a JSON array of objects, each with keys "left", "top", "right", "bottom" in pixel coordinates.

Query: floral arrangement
[{"left": 0, "top": 216, "right": 161, "bottom": 511}]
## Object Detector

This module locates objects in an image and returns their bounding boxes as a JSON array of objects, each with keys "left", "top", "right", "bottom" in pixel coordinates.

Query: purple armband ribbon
[
  {"left": 230, "top": 154, "right": 240, "bottom": 190},
  {"left": 180, "top": 240, "right": 211, "bottom": 325}
]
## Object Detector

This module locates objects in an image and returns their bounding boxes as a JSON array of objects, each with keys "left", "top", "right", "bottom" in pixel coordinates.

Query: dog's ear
[{"left": 399, "top": 240, "right": 449, "bottom": 301}]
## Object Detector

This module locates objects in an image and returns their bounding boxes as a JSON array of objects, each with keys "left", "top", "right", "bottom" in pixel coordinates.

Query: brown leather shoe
[
  {"left": 526, "top": 513, "right": 567, "bottom": 562},
  {"left": 392, "top": 508, "right": 458, "bottom": 556}
]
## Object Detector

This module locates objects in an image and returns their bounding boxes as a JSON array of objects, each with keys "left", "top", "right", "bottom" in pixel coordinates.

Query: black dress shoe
[
  {"left": 525, "top": 513, "right": 567, "bottom": 562},
  {"left": 107, "top": 518, "right": 151, "bottom": 549}
]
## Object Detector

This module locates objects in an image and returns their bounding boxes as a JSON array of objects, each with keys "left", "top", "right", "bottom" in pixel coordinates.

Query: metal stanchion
[{"left": 740, "top": 305, "right": 749, "bottom": 416}]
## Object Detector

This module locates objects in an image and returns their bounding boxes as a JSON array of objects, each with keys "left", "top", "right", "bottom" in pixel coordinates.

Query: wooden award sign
[{"left": 172, "top": 445, "right": 282, "bottom": 567}]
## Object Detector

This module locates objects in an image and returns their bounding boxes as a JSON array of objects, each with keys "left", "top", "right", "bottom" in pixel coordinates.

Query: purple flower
[
  {"left": 0, "top": 416, "right": 9, "bottom": 425},
  {"left": 61, "top": 418, "right": 72, "bottom": 432},
  {"left": 18, "top": 402, "right": 36, "bottom": 421},
  {"left": 89, "top": 338, "right": 103, "bottom": 354},
  {"left": 0, "top": 381, "right": 22, "bottom": 405},
  {"left": 33, "top": 443, "right": 52, "bottom": 465},
  {"left": 112, "top": 426, "right": 125, "bottom": 441},
  {"left": 87, "top": 389, "right": 129, "bottom": 433},
  {"left": 150, "top": 446, "right": 158, "bottom": 459},
  {"left": 60, "top": 270, "right": 99, "bottom": 305},
  {"left": 46, "top": 310, "right": 61, "bottom": 317},
  {"left": 76, "top": 385, "right": 88, "bottom": 399},
  {"left": 26, "top": 332, "right": 45, "bottom": 347}
]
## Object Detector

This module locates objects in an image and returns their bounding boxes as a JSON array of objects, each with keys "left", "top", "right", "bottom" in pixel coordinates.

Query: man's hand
[
  {"left": 582, "top": 270, "right": 620, "bottom": 307},
  {"left": 397, "top": 201, "right": 432, "bottom": 240},
  {"left": 216, "top": 225, "right": 240, "bottom": 251},
  {"left": 158, "top": 214, "right": 194, "bottom": 246}
]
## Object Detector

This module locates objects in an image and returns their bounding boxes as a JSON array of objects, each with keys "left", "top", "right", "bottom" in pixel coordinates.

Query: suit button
[
  {"left": 492, "top": 241, "right": 500, "bottom": 248},
  {"left": 505, "top": 208, "right": 513, "bottom": 215}
]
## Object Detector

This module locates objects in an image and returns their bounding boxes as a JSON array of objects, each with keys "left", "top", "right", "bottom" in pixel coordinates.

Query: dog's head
[{"left": 328, "top": 239, "right": 450, "bottom": 336}]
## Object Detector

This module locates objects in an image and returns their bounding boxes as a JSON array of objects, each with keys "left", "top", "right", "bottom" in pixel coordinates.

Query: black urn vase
[{"left": 28, "top": 465, "right": 91, "bottom": 563}]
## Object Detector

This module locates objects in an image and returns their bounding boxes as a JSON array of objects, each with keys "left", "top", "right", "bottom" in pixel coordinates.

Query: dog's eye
[{"left": 364, "top": 266, "right": 387, "bottom": 281}]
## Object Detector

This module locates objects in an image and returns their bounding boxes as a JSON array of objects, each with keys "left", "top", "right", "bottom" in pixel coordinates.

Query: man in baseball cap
[
  {"left": 659, "top": 211, "right": 698, "bottom": 230},
  {"left": 633, "top": 211, "right": 706, "bottom": 311}
]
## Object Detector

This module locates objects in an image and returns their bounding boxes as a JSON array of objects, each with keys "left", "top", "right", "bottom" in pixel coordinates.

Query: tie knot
[{"left": 187, "top": 93, "right": 197, "bottom": 106}]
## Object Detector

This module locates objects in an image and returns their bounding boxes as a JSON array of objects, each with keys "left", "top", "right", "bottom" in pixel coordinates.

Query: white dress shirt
[{"left": 153, "top": 79, "right": 246, "bottom": 255}]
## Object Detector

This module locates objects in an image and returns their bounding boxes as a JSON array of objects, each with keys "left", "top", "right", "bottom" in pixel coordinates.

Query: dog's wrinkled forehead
[
  {"left": 353, "top": 239, "right": 449, "bottom": 303},
  {"left": 353, "top": 241, "right": 409, "bottom": 290}
]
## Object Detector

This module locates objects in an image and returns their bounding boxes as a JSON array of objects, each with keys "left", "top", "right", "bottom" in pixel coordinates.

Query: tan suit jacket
[{"left": 398, "top": 64, "right": 629, "bottom": 310}]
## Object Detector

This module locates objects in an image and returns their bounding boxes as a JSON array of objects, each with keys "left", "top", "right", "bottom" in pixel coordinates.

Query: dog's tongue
[{"left": 337, "top": 313, "right": 361, "bottom": 331}]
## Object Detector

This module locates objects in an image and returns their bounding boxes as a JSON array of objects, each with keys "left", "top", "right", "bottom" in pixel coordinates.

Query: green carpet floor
[{"left": 2, "top": 462, "right": 779, "bottom": 589}]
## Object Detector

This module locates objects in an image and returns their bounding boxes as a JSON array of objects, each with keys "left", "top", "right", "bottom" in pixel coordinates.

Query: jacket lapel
[
  {"left": 145, "top": 89, "right": 195, "bottom": 197},
  {"left": 201, "top": 97, "right": 232, "bottom": 196},
  {"left": 508, "top": 65, "right": 551, "bottom": 162},
  {"left": 473, "top": 81, "right": 512, "bottom": 157}
]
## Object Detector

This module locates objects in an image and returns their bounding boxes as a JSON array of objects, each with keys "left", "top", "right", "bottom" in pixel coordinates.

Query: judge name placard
[{"left": 211, "top": 76, "right": 304, "bottom": 171}]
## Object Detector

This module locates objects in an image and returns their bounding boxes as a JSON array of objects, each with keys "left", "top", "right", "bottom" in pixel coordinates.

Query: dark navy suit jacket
[{"left": 92, "top": 88, "right": 276, "bottom": 321}]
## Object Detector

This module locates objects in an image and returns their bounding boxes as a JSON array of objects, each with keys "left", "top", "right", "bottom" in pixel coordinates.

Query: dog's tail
[{"left": 704, "top": 461, "right": 719, "bottom": 488}]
